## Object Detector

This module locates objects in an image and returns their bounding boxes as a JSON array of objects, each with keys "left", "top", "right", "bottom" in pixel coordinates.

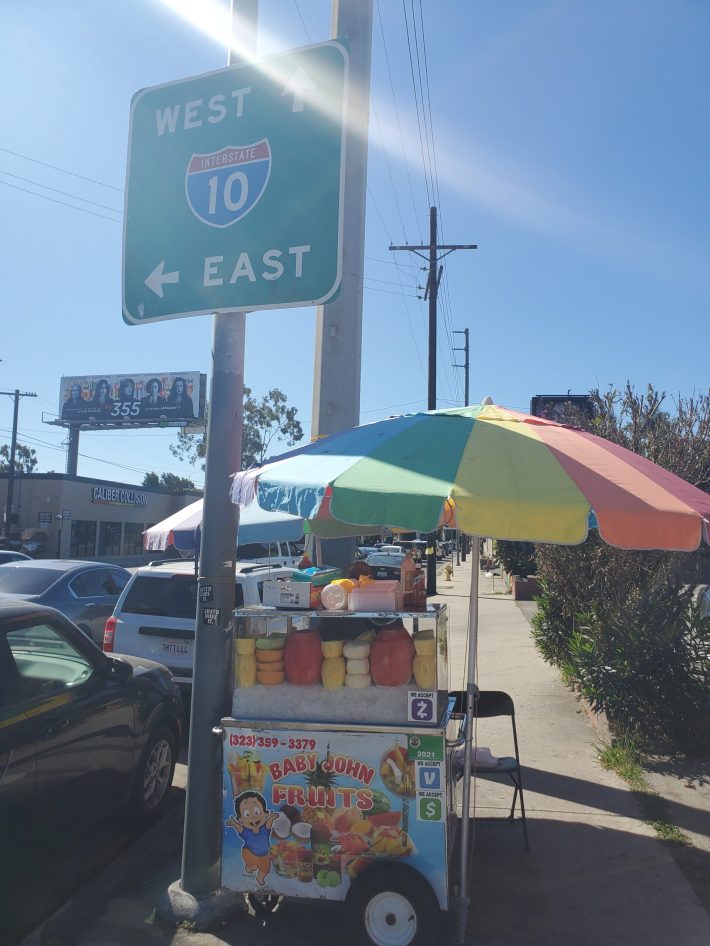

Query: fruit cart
[{"left": 218, "top": 604, "right": 459, "bottom": 946}]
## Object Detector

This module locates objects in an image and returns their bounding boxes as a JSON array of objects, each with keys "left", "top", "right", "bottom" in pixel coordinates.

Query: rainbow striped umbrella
[{"left": 232, "top": 403, "right": 710, "bottom": 551}]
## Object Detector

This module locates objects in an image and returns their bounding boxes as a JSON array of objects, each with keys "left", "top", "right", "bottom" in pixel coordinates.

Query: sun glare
[
  {"left": 158, "top": 0, "right": 260, "bottom": 64},
  {"left": 156, "top": 0, "right": 357, "bottom": 131}
]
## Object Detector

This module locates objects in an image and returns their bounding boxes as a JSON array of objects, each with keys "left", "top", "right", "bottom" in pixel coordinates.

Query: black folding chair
[{"left": 449, "top": 689, "right": 530, "bottom": 852}]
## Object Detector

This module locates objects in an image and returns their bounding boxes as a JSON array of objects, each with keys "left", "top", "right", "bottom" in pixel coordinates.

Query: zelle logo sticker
[{"left": 185, "top": 140, "right": 272, "bottom": 227}]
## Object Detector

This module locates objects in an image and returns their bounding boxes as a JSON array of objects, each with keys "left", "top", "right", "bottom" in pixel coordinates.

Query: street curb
[{"left": 20, "top": 802, "right": 185, "bottom": 946}]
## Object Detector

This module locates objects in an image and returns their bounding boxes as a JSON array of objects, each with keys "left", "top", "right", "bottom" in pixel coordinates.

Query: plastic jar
[{"left": 320, "top": 578, "right": 356, "bottom": 611}]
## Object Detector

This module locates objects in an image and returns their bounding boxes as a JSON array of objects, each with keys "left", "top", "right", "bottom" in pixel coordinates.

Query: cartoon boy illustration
[{"left": 226, "top": 790, "right": 277, "bottom": 886}]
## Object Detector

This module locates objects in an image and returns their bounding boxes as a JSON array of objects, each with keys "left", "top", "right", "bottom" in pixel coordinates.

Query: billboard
[
  {"left": 530, "top": 394, "right": 594, "bottom": 423},
  {"left": 58, "top": 372, "right": 206, "bottom": 427}
]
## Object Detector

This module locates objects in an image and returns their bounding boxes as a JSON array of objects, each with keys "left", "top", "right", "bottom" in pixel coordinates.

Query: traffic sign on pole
[{"left": 122, "top": 41, "right": 348, "bottom": 325}]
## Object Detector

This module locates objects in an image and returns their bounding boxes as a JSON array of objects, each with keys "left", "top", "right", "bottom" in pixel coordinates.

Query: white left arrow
[
  {"left": 281, "top": 67, "right": 317, "bottom": 113},
  {"left": 145, "top": 261, "right": 180, "bottom": 298}
]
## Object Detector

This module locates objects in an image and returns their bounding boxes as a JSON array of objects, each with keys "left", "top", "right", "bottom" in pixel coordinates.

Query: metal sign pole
[{"left": 179, "top": 0, "right": 254, "bottom": 899}]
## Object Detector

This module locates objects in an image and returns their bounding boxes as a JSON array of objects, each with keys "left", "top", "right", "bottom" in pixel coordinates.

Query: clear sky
[{"left": 2, "top": 0, "right": 708, "bottom": 491}]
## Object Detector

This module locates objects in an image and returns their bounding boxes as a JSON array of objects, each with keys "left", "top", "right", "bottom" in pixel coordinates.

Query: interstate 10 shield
[{"left": 185, "top": 140, "right": 271, "bottom": 228}]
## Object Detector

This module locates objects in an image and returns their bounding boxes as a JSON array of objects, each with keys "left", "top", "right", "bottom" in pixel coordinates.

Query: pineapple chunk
[
  {"left": 413, "top": 654, "right": 436, "bottom": 689},
  {"left": 321, "top": 656, "right": 346, "bottom": 689},
  {"left": 321, "top": 640, "right": 345, "bottom": 658},
  {"left": 237, "top": 654, "right": 257, "bottom": 687}
]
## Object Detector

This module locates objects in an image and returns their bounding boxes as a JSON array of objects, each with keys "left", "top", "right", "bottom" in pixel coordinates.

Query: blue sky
[{"left": 2, "top": 0, "right": 708, "bottom": 490}]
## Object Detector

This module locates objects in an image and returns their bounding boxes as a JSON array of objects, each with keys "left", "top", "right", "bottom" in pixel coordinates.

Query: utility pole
[
  {"left": 1, "top": 389, "right": 37, "bottom": 538},
  {"left": 390, "top": 207, "right": 476, "bottom": 594},
  {"left": 453, "top": 327, "right": 470, "bottom": 407},
  {"left": 66, "top": 426, "right": 80, "bottom": 476},
  {"left": 310, "top": 0, "right": 373, "bottom": 572},
  {"left": 452, "top": 326, "right": 468, "bottom": 567}
]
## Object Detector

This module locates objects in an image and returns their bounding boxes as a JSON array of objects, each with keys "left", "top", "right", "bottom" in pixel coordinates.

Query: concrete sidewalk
[{"left": 21, "top": 557, "right": 710, "bottom": 945}]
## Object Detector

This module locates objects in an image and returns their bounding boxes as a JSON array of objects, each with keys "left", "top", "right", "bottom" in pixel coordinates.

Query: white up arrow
[
  {"left": 281, "top": 67, "right": 317, "bottom": 113},
  {"left": 145, "top": 261, "right": 180, "bottom": 298}
]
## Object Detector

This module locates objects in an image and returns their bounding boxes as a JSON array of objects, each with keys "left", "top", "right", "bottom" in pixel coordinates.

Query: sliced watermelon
[{"left": 368, "top": 811, "right": 401, "bottom": 827}]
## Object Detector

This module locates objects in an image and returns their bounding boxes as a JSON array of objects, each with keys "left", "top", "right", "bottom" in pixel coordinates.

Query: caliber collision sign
[{"left": 123, "top": 41, "right": 348, "bottom": 325}]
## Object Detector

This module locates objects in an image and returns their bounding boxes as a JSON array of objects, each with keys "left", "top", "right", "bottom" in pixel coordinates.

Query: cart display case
[
  {"left": 219, "top": 605, "right": 459, "bottom": 941},
  {"left": 231, "top": 605, "right": 449, "bottom": 727}
]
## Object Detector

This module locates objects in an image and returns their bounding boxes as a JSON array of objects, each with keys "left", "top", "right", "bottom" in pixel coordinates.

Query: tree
[
  {"left": 169, "top": 386, "right": 304, "bottom": 472},
  {"left": 142, "top": 471, "right": 197, "bottom": 492},
  {"left": 0, "top": 443, "right": 38, "bottom": 474},
  {"left": 531, "top": 383, "right": 710, "bottom": 749}
]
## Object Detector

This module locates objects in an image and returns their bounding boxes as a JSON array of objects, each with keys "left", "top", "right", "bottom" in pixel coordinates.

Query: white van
[
  {"left": 104, "top": 560, "right": 297, "bottom": 689},
  {"left": 236, "top": 539, "right": 302, "bottom": 567}
]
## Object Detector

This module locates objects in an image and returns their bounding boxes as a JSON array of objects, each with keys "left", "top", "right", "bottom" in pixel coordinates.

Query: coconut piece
[
  {"left": 345, "top": 672, "right": 372, "bottom": 688},
  {"left": 346, "top": 657, "right": 370, "bottom": 675},
  {"left": 273, "top": 812, "right": 292, "bottom": 838},
  {"left": 343, "top": 640, "right": 371, "bottom": 659}
]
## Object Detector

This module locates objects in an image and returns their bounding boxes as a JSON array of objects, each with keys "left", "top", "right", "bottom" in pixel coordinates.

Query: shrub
[
  {"left": 494, "top": 540, "right": 536, "bottom": 577},
  {"left": 562, "top": 601, "right": 710, "bottom": 751}
]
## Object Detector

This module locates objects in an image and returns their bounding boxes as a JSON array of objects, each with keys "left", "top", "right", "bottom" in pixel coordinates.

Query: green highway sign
[{"left": 122, "top": 41, "right": 348, "bottom": 325}]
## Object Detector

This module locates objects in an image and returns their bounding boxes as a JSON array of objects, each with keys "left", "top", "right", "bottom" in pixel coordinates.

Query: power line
[
  {"left": 0, "top": 179, "right": 122, "bottom": 223},
  {"left": 369, "top": 93, "right": 408, "bottom": 243},
  {"left": 376, "top": 0, "right": 422, "bottom": 242},
  {"left": 292, "top": 1, "right": 311, "bottom": 42},
  {"left": 409, "top": 0, "right": 436, "bottom": 198},
  {"left": 0, "top": 145, "right": 123, "bottom": 192},
  {"left": 401, "top": 0, "right": 432, "bottom": 207},
  {"left": 0, "top": 168, "right": 123, "bottom": 214},
  {"left": 0, "top": 426, "right": 192, "bottom": 479}
]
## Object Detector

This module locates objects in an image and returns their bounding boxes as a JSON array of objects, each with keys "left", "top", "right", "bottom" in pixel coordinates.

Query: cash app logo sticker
[{"left": 418, "top": 797, "right": 442, "bottom": 821}]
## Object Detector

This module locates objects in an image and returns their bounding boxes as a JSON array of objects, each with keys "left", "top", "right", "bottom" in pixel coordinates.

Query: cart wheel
[
  {"left": 346, "top": 863, "right": 440, "bottom": 946},
  {"left": 246, "top": 891, "right": 282, "bottom": 915}
]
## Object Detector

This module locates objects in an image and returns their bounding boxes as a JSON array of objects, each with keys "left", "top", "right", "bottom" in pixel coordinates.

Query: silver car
[
  {"left": 0, "top": 551, "right": 32, "bottom": 564},
  {"left": 0, "top": 560, "right": 131, "bottom": 644}
]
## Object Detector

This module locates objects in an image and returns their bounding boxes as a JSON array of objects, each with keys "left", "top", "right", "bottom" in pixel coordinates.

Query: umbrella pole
[{"left": 455, "top": 535, "right": 480, "bottom": 945}]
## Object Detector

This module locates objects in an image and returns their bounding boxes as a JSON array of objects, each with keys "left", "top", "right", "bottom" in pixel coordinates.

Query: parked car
[
  {"left": 0, "top": 600, "right": 183, "bottom": 879},
  {"left": 236, "top": 539, "right": 302, "bottom": 567},
  {"left": 356, "top": 545, "right": 380, "bottom": 560},
  {"left": 393, "top": 539, "right": 427, "bottom": 561},
  {"left": 104, "top": 561, "right": 297, "bottom": 690},
  {"left": 0, "top": 560, "right": 131, "bottom": 645},
  {"left": 379, "top": 544, "right": 403, "bottom": 555},
  {"left": 436, "top": 539, "right": 452, "bottom": 559},
  {"left": 366, "top": 551, "right": 406, "bottom": 581},
  {"left": 0, "top": 551, "right": 32, "bottom": 564},
  {"left": 18, "top": 528, "right": 51, "bottom": 559}
]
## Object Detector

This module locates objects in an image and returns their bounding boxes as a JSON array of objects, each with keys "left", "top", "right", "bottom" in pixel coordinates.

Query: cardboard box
[{"left": 262, "top": 579, "right": 321, "bottom": 609}]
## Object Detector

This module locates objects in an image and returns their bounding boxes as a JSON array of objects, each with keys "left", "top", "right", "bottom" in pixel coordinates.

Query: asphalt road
[{"left": 0, "top": 759, "right": 188, "bottom": 946}]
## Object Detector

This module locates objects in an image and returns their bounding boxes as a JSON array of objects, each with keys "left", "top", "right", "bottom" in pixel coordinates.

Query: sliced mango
[{"left": 257, "top": 669, "right": 286, "bottom": 685}]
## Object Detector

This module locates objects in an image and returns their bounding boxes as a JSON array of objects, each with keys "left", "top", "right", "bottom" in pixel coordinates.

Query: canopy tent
[{"left": 143, "top": 497, "right": 303, "bottom": 552}]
